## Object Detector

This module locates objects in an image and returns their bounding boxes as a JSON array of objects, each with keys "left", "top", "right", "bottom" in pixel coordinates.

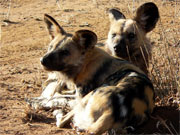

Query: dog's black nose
[
  {"left": 40, "top": 57, "right": 45, "bottom": 65},
  {"left": 40, "top": 57, "right": 46, "bottom": 66},
  {"left": 40, "top": 54, "right": 51, "bottom": 67}
]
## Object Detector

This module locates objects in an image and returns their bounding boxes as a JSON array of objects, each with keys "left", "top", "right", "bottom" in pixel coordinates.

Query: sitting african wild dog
[
  {"left": 40, "top": 14, "right": 155, "bottom": 134},
  {"left": 106, "top": 2, "right": 159, "bottom": 74}
]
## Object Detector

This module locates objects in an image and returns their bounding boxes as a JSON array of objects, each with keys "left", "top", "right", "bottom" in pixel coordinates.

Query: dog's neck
[
  {"left": 61, "top": 47, "right": 112, "bottom": 94},
  {"left": 58, "top": 47, "right": 109, "bottom": 83},
  {"left": 74, "top": 47, "right": 110, "bottom": 81}
]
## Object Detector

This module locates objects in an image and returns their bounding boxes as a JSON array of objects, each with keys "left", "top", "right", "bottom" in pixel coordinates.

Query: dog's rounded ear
[
  {"left": 134, "top": 2, "right": 159, "bottom": 33},
  {"left": 44, "top": 14, "right": 66, "bottom": 39},
  {"left": 109, "top": 8, "right": 126, "bottom": 23},
  {"left": 72, "top": 30, "right": 97, "bottom": 50}
]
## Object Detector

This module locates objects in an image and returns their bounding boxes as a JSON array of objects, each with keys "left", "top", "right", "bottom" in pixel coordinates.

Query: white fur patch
[
  {"left": 41, "top": 81, "right": 59, "bottom": 99},
  {"left": 53, "top": 110, "right": 64, "bottom": 127},
  {"left": 121, "top": 105, "right": 128, "bottom": 117},
  {"left": 73, "top": 97, "right": 94, "bottom": 130},
  {"left": 128, "top": 72, "right": 138, "bottom": 77}
]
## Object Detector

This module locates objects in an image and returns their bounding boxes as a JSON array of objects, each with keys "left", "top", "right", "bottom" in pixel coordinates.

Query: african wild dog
[
  {"left": 106, "top": 2, "right": 159, "bottom": 74},
  {"left": 40, "top": 14, "right": 155, "bottom": 134}
]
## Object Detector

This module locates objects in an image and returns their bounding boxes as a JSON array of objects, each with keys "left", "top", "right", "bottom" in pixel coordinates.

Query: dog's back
[{"left": 73, "top": 57, "right": 154, "bottom": 134}]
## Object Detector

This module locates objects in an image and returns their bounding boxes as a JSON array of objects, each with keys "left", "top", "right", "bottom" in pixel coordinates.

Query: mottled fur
[
  {"left": 40, "top": 14, "right": 155, "bottom": 134},
  {"left": 106, "top": 2, "right": 159, "bottom": 74}
]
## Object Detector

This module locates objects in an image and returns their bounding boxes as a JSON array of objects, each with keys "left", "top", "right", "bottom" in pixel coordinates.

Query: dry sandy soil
[{"left": 0, "top": 0, "right": 179, "bottom": 134}]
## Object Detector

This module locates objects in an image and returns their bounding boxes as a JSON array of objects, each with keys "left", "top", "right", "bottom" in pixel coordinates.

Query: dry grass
[
  {"left": 147, "top": 1, "right": 180, "bottom": 107},
  {"left": 150, "top": 20, "right": 180, "bottom": 101},
  {"left": 155, "top": 115, "right": 178, "bottom": 135}
]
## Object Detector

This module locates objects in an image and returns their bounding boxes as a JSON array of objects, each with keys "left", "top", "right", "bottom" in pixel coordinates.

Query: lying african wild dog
[
  {"left": 41, "top": 14, "right": 155, "bottom": 134},
  {"left": 106, "top": 2, "right": 159, "bottom": 74}
]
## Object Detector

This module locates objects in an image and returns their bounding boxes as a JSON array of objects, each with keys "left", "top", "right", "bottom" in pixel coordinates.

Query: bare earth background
[{"left": 0, "top": 0, "right": 179, "bottom": 134}]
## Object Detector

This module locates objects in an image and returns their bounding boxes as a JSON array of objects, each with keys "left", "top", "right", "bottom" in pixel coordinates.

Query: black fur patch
[
  {"left": 110, "top": 92, "right": 128, "bottom": 122},
  {"left": 109, "top": 8, "right": 126, "bottom": 20},
  {"left": 104, "top": 69, "right": 135, "bottom": 85},
  {"left": 79, "top": 59, "right": 113, "bottom": 96}
]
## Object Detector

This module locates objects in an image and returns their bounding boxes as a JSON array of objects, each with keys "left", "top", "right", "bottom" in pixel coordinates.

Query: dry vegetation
[{"left": 0, "top": 0, "right": 179, "bottom": 134}]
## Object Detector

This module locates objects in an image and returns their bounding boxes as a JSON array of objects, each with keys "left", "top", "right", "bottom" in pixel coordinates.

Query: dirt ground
[{"left": 0, "top": 0, "right": 179, "bottom": 134}]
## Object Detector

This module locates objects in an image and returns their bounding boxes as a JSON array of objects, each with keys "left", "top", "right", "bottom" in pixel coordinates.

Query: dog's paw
[
  {"left": 53, "top": 110, "right": 64, "bottom": 127},
  {"left": 25, "top": 97, "right": 47, "bottom": 110}
]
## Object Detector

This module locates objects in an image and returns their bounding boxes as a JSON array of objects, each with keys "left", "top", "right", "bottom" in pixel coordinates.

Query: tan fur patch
[
  {"left": 132, "top": 98, "right": 147, "bottom": 115},
  {"left": 144, "top": 87, "right": 154, "bottom": 113}
]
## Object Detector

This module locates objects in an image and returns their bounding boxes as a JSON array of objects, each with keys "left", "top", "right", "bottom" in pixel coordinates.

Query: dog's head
[
  {"left": 41, "top": 14, "right": 97, "bottom": 76},
  {"left": 106, "top": 2, "right": 159, "bottom": 58}
]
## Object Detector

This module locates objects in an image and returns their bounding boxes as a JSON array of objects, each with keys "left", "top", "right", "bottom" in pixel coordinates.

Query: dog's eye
[
  {"left": 61, "top": 50, "right": 70, "bottom": 56},
  {"left": 128, "top": 33, "right": 135, "bottom": 39},
  {"left": 112, "top": 33, "right": 116, "bottom": 38}
]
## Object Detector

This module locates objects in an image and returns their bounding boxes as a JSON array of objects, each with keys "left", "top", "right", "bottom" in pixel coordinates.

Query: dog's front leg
[{"left": 55, "top": 109, "right": 74, "bottom": 128}]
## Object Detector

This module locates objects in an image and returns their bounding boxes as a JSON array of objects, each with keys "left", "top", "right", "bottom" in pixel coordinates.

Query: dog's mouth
[
  {"left": 40, "top": 57, "right": 65, "bottom": 71},
  {"left": 41, "top": 64, "right": 65, "bottom": 72},
  {"left": 113, "top": 44, "right": 130, "bottom": 58},
  {"left": 115, "top": 50, "right": 129, "bottom": 58},
  {"left": 41, "top": 64, "right": 52, "bottom": 71},
  {"left": 40, "top": 57, "right": 50, "bottom": 71}
]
